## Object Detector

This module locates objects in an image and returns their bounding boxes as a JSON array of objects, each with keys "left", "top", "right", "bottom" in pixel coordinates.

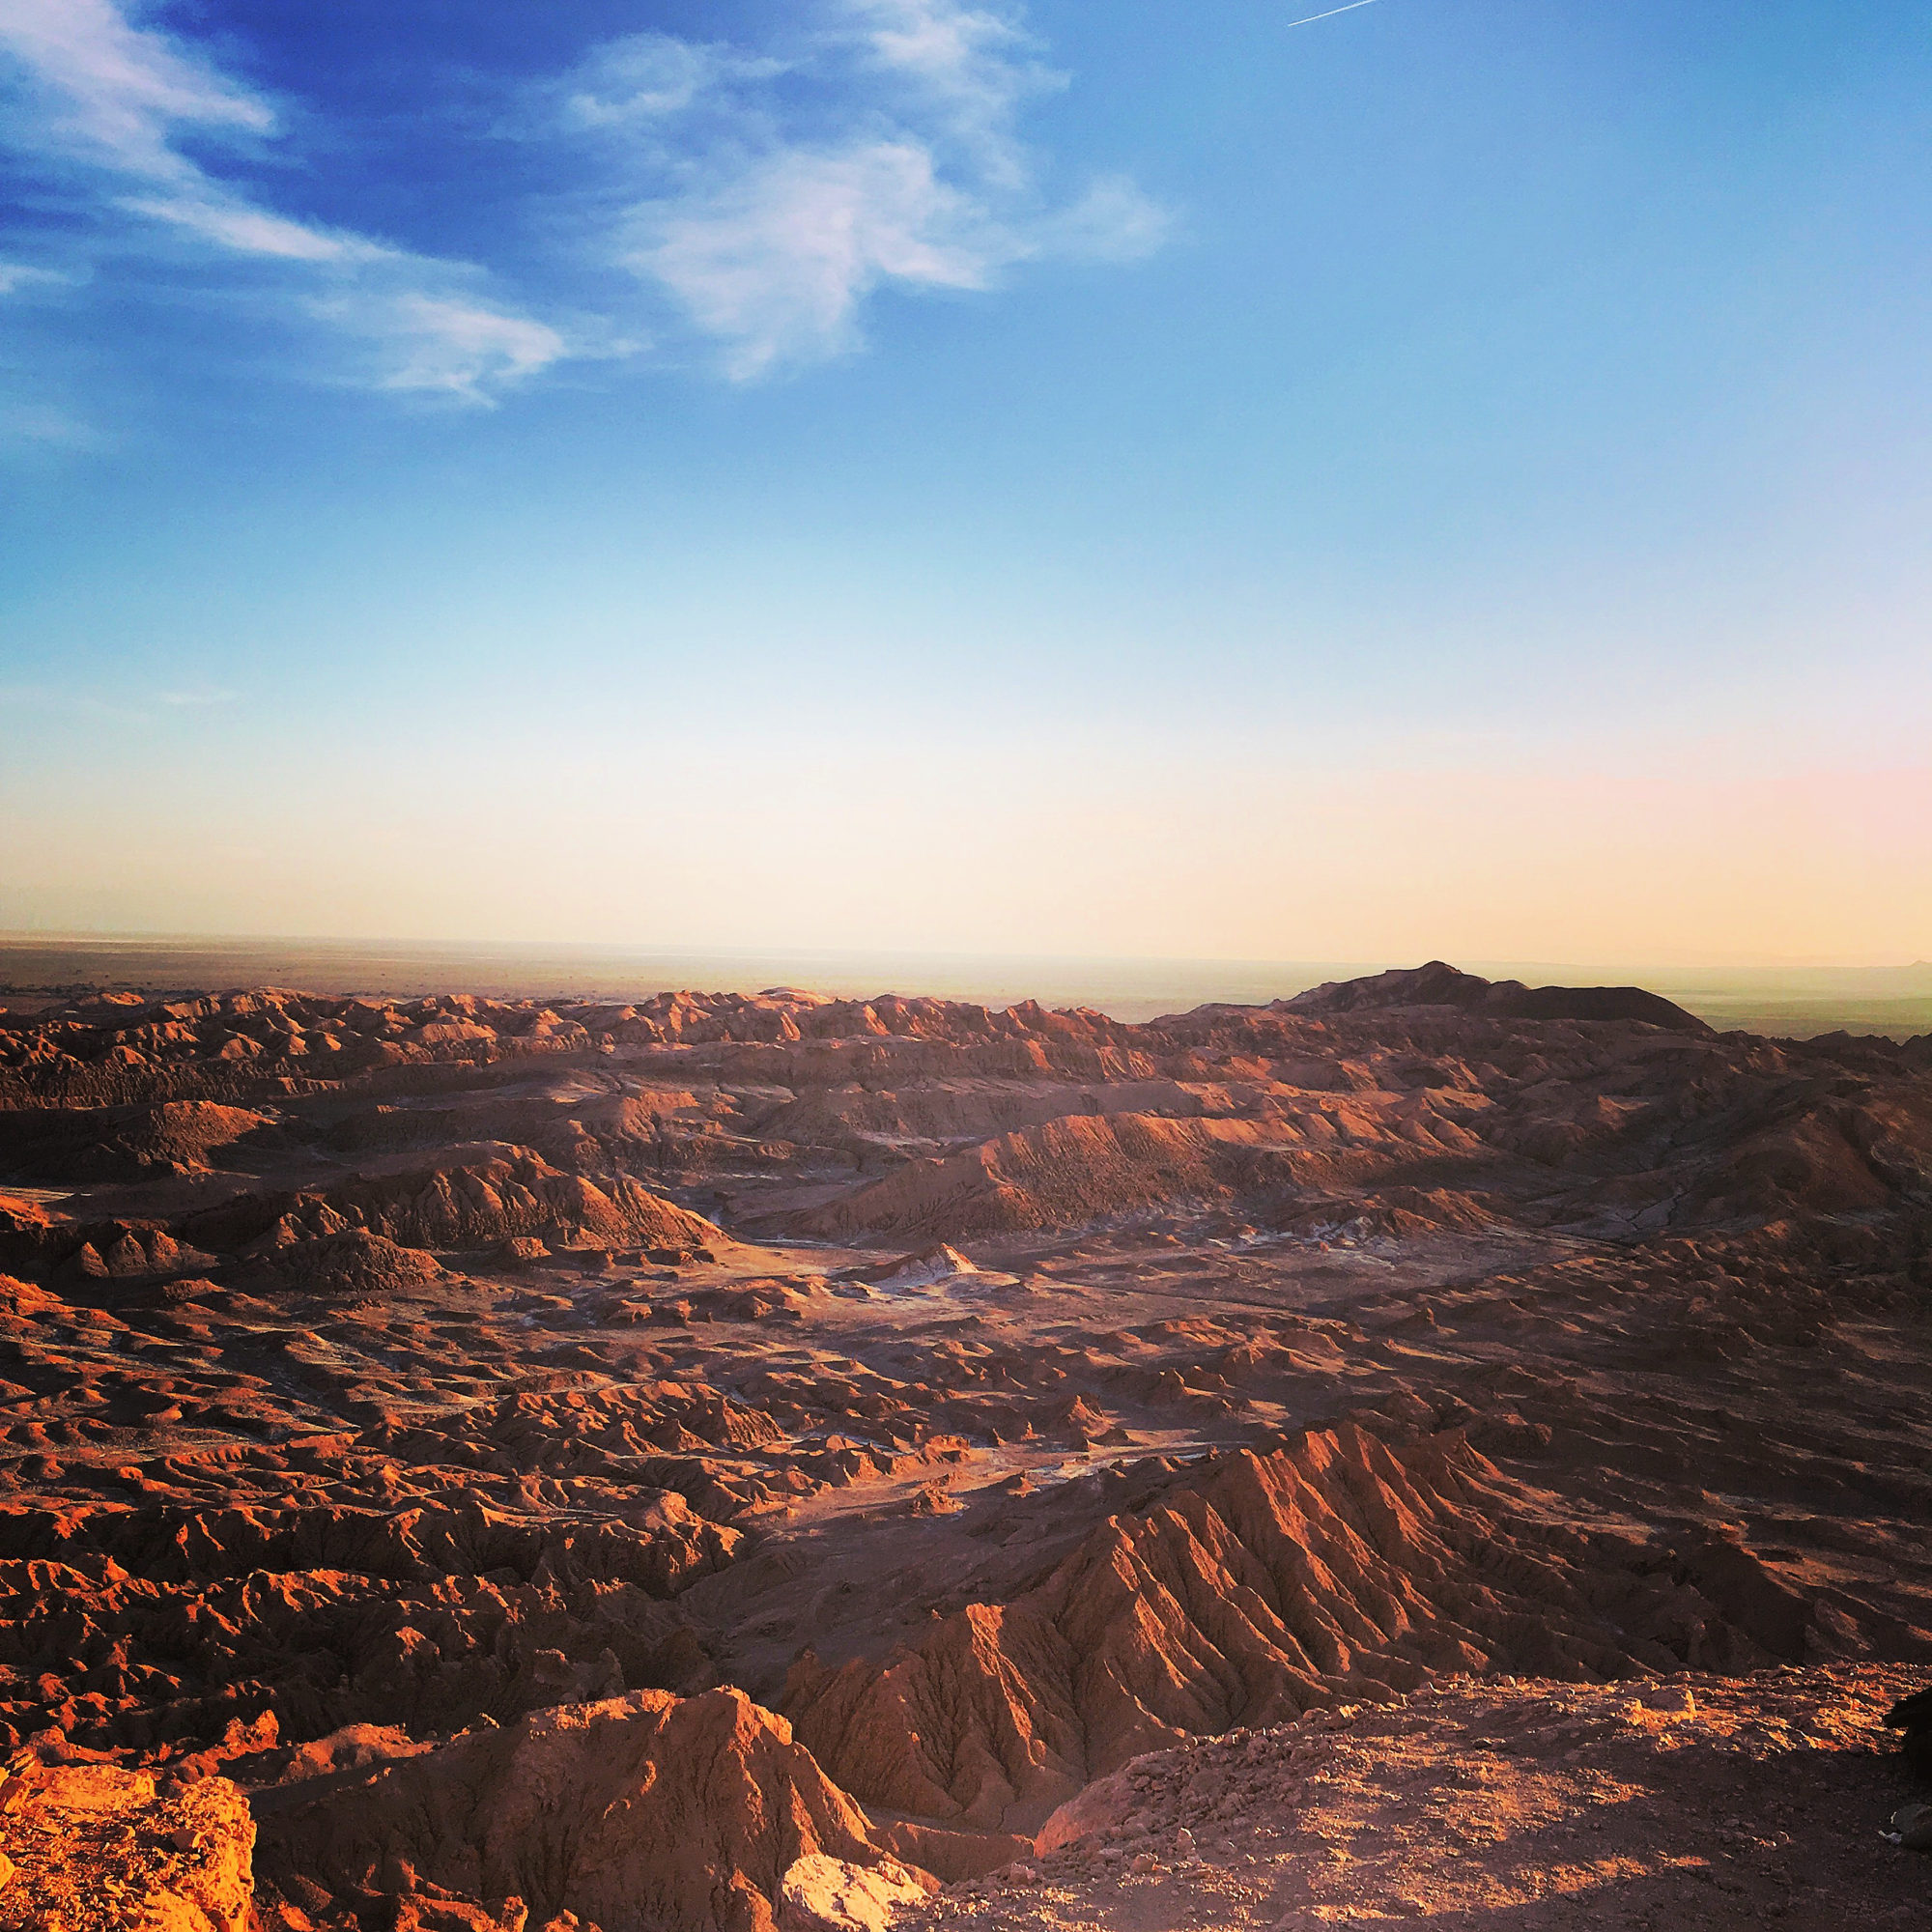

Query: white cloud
[
  {"left": 562, "top": 0, "right": 1170, "bottom": 378},
  {"left": 555, "top": 34, "right": 784, "bottom": 131},
  {"left": 0, "top": 259, "right": 71, "bottom": 295},
  {"left": 637, "top": 141, "right": 1009, "bottom": 377},
  {"left": 861, "top": 0, "right": 1032, "bottom": 92},
  {"left": 0, "top": 0, "right": 566, "bottom": 401},
  {"left": 366, "top": 295, "right": 569, "bottom": 401},
  {"left": 0, "top": 0, "right": 1162, "bottom": 405},
  {"left": 1041, "top": 173, "right": 1173, "bottom": 265},
  {"left": 117, "top": 193, "right": 369, "bottom": 264},
  {"left": 852, "top": 0, "right": 1050, "bottom": 184},
  {"left": 0, "top": 0, "right": 270, "bottom": 182}
]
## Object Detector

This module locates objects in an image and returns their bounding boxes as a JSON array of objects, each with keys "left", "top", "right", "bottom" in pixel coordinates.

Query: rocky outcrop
[
  {"left": 2, "top": 969, "right": 1931, "bottom": 1932},
  {"left": 783, "top": 1424, "right": 1835, "bottom": 1835},
  {"left": 803, "top": 1115, "right": 1262, "bottom": 1240},
  {"left": 188, "top": 1148, "right": 724, "bottom": 1262},
  {"left": 0, "top": 1099, "right": 278, "bottom": 1183},
  {"left": 1887, "top": 1683, "right": 1932, "bottom": 1776},
  {"left": 914, "top": 1665, "right": 1931, "bottom": 1932},
  {"left": 777, "top": 1852, "right": 931, "bottom": 1932},
  {"left": 0, "top": 1760, "right": 253, "bottom": 1931},
  {"left": 256, "top": 1687, "right": 930, "bottom": 1932},
  {"left": 802, "top": 1105, "right": 1487, "bottom": 1242},
  {"left": 239, "top": 1227, "right": 446, "bottom": 1294},
  {"left": 0, "top": 1478, "right": 739, "bottom": 1753}
]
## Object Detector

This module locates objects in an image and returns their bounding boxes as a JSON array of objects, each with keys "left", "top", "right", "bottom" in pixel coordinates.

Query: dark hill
[{"left": 1283, "top": 960, "right": 1712, "bottom": 1036}]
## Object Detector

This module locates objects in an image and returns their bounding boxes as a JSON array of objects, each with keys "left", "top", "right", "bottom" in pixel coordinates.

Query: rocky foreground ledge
[
  {"left": 0, "top": 1665, "right": 1924, "bottom": 1931},
  {"left": 926, "top": 1663, "right": 1932, "bottom": 1932},
  {"left": 0, "top": 1755, "right": 252, "bottom": 1931}
]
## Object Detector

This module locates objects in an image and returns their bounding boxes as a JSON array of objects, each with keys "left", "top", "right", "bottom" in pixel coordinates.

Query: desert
[
  {"left": 9, "top": 0, "right": 1931, "bottom": 1924},
  {"left": 0, "top": 962, "right": 1923, "bottom": 1928}
]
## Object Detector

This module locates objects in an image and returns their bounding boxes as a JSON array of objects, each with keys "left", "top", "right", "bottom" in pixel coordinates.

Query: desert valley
[
  {"left": 9, "top": 0, "right": 1930, "bottom": 1924},
  {"left": 0, "top": 963, "right": 1924, "bottom": 1930}
]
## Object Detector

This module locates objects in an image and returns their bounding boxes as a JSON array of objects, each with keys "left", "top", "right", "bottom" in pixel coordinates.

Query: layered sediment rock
[
  {"left": 784, "top": 1424, "right": 1872, "bottom": 1834},
  {"left": 256, "top": 1687, "right": 932, "bottom": 1932}
]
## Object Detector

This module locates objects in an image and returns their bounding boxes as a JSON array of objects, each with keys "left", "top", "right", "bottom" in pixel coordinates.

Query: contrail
[{"left": 1284, "top": 0, "right": 1385, "bottom": 26}]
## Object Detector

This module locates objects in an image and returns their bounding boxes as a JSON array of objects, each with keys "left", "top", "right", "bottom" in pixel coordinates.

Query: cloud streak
[
  {"left": 0, "top": 0, "right": 270, "bottom": 178},
  {"left": 0, "top": 399, "right": 100, "bottom": 449},
  {"left": 0, "top": 260, "right": 71, "bottom": 295},
  {"left": 557, "top": 0, "right": 1171, "bottom": 377},
  {"left": 0, "top": 0, "right": 1161, "bottom": 404},
  {"left": 0, "top": 0, "right": 566, "bottom": 403},
  {"left": 1283, "top": 0, "right": 1387, "bottom": 29}
]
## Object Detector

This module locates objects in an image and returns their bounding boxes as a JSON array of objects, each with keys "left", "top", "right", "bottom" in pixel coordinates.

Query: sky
[{"left": 1, "top": 0, "right": 1928, "bottom": 969}]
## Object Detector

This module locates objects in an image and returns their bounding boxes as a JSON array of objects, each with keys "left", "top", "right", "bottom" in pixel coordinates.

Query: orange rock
[
  {"left": 777, "top": 1852, "right": 932, "bottom": 1932},
  {"left": 784, "top": 1424, "right": 1794, "bottom": 1835},
  {"left": 0, "top": 1763, "right": 252, "bottom": 1931},
  {"left": 258, "top": 1687, "right": 929, "bottom": 1932}
]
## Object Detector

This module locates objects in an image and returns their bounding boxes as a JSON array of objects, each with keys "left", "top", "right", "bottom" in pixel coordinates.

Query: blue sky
[{"left": 2, "top": 1, "right": 1928, "bottom": 964}]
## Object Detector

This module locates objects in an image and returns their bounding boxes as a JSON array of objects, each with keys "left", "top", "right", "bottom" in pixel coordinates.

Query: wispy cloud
[
  {"left": 0, "top": 0, "right": 1161, "bottom": 405},
  {"left": 635, "top": 141, "right": 1009, "bottom": 378},
  {"left": 119, "top": 194, "right": 376, "bottom": 265},
  {"left": 0, "top": 0, "right": 567, "bottom": 403},
  {"left": 0, "top": 399, "right": 101, "bottom": 449},
  {"left": 0, "top": 0, "right": 271, "bottom": 177},
  {"left": 554, "top": 35, "right": 785, "bottom": 133},
  {"left": 318, "top": 293, "right": 570, "bottom": 399},
  {"left": 0, "top": 678, "right": 237, "bottom": 719},
  {"left": 156, "top": 687, "right": 240, "bottom": 707},
  {"left": 555, "top": 0, "right": 1171, "bottom": 378},
  {"left": 0, "top": 259, "right": 71, "bottom": 296}
]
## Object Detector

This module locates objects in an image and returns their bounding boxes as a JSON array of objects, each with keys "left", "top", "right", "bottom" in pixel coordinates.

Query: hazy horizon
[{"left": 4, "top": 928, "right": 1928, "bottom": 1037}]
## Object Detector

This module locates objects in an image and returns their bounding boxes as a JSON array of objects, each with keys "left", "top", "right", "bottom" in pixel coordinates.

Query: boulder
[{"left": 777, "top": 1853, "right": 932, "bottom": 1932}]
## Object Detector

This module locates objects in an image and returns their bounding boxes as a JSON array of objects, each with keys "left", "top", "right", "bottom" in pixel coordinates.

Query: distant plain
[{"left": 1, "top": 932, "right": 1927, "bottom": 1039}]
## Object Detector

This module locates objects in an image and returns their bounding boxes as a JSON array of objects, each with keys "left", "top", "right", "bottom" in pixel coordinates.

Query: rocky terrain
[
  {"left": 914, "top": 1662, "right": 1931, "bottom": 1932},
  {"left": 0, "top": 962, "right": 1927, "bottom": 1927}
]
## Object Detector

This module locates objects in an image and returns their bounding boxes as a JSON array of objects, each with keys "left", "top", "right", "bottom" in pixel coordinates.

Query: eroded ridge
[{"left": 0, "top": 967, "right": 1926, "bottom": 1928}]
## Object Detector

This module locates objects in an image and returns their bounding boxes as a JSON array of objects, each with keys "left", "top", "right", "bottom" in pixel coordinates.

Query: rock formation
[
  {"left": 256, "top": 1688, "right": 928, "bottom": 1932},
  {"left": 0, "top": 1758, "right": 254, "bottom": 1931},
  {"left": 0, "top": 967, "right": 1926, "bottom": 1926}
]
